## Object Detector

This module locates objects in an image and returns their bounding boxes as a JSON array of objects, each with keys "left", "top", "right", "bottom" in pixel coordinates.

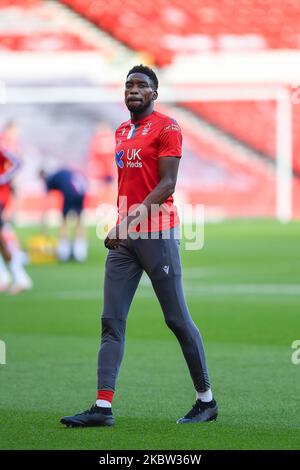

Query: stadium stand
[
  {"left": 1, "top": 0, "right": 299, "bottom": 218},
  {"left": 58, "top": 0, "right": 300, "bottom": 176},
  {"left": 0, "top": 0, "right": 97, "bottom": 51},
  {"left": 183, "top": 99, "right": 300, "bottom": 176},
  {"left": 0, "top": 0, "right": 39, "bottom": 5},
  {"left": 60, "top": 0, "right": 300, "bottom": 65},
  {"left": 184, "top": 101, "right": 276, "bottom": 158}
]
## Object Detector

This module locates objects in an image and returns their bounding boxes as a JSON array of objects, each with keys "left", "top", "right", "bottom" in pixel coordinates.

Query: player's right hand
[{"left": 104, "top": 225, "right": 121, "bottom": 250}]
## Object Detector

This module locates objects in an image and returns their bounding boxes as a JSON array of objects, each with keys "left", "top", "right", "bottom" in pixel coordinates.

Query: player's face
[{"left": 125, "top": 73, "right": 157, "bottom": 113}]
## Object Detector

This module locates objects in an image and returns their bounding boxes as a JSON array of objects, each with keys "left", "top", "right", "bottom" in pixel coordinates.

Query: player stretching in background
[
  {"left": 0, "top": 147, "right": 33, "bottom": 294},
  {"left": 61, "top": 65, "right": 217, "bottom": 426},
  {"left": 39, "top": 168, "right": 88, "bottom": 262}
]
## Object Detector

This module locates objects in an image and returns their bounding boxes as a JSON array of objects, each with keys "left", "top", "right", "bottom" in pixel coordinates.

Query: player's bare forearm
[{"left": 142, "top": 176, "right": 176, "bottom": 209}]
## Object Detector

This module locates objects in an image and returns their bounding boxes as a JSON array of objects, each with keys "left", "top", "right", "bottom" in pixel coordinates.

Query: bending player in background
[
  {"left": 0, "top": 147, "right": 33, "bottom": 294},
  {"left": 39, "top": 168, "right": 88, "bottom": 262}
]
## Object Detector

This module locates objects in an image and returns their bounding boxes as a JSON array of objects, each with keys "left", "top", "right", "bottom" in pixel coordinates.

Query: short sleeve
[{"left": 158, "top": 120, "right": 182, "bottom": 158}]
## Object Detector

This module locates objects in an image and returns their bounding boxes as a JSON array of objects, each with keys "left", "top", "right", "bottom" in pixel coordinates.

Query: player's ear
[{"left": 152, "top": 90, "right": 158, "bottom": 101}]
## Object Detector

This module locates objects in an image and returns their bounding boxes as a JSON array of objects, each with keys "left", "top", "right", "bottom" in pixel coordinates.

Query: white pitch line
[
  {"left": 4, "top": 283, "right": 300, "bottom": 301},
  {"left": 185, "top": 284, "right": 300, "bottom": 295}
]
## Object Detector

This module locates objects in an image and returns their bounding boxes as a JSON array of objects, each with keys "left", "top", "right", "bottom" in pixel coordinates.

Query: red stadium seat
[
  {"left": 58, "top": 0, "right": 300, "bottom": 62},
  {"left": 184, "top": 100, "right": 300, "bottom": 175}
]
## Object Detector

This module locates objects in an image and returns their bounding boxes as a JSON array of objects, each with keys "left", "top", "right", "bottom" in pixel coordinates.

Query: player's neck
[{"left": 130, "top": 104, "right": 154, "bottom": 123}]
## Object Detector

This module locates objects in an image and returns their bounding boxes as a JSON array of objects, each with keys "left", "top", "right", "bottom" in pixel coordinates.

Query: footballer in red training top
[
  {"left": 60, "top": 64, "right": 217, "bottom": 428},
  {"left": 0, "top": 146, "right": 32, "bottom": 294},
  {"left": 0, "top": 148, "right": 15, "bottom": 209},
  {"left": 0, "top": 147, "right": 20, "bottom": 229}
]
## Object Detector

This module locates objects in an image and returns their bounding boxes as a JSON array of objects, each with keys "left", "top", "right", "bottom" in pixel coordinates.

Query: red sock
[{"left": 97, "top": 389, "right": 114, "bottom": 404}]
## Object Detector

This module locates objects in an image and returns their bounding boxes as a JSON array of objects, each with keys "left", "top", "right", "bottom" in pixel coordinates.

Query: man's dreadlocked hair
[{"left": 127, "top": 64, "right": 159, "bottom": 91}]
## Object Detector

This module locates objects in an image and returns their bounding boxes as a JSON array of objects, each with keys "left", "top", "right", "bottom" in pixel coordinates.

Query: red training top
[
  {"left": 0, "top": 148, "right": 20, "bottom": 206},
  {"left": 115, "top": 110, "right": 182, "bottom": 232}
]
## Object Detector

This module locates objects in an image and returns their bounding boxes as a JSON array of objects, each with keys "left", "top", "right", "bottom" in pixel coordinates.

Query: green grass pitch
[{"left": 0, "top": 220, "right": 299, "bottom": 450}]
